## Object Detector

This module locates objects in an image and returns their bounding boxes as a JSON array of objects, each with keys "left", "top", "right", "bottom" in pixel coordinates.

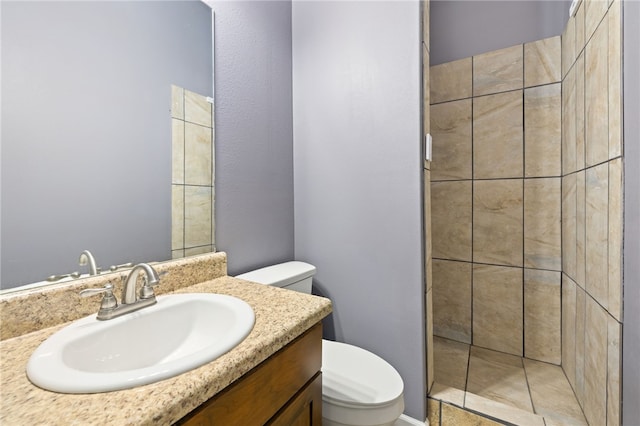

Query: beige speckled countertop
[{"left": 0, "top": 253, "right": 332, "bottom": 425}]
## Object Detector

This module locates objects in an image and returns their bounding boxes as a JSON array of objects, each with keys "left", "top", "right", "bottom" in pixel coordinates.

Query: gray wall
[
  {"left": 623, "top": 0, "right": 640, "bottom": 423},
  {"left": 292, "top": 1, "right": 425, "bottom": 420},
  {"left": 1, "top": 1, "right": 212, "bottom": 288},
  {"left": 211, "top": 1, "right": 295, "bottom": 276},
  {"left": 430, "top": 0, "right": 570, "bottom": 65}
]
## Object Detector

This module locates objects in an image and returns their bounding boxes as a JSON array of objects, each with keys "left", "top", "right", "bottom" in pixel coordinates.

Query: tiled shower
[{"left": 425, "top": 0, "right": 623, "bottom": 424}]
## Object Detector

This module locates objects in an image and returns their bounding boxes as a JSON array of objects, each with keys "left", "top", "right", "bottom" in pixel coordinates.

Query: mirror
[{"left": 1, "top": 1, "right": 214, "bottom": 290}]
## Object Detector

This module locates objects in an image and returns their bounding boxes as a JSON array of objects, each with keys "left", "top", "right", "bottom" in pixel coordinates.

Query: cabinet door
[{"left": 268, "top": 373, "right": 322, "bottom": 426}]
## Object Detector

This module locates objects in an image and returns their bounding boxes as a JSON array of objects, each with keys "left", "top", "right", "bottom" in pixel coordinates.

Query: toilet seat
[{"left": 322, "top": 339, "right": 404, "bottom": 425}]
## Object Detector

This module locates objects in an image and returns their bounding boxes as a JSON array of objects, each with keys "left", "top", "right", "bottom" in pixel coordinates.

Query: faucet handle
[
  {"left": 79, "top": 283, "right": 118, "bottom": 312},
  {"left": 139, "top": 276, "right": 160, "bottom": 300}
]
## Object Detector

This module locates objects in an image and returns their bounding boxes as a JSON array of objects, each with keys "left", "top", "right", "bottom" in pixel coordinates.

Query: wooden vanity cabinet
[{"left": 177, "top": 323, "right": 323, "bottom": 426}]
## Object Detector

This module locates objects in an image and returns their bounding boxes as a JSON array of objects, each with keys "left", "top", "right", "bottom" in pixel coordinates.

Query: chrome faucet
[
  {"left": 79, "top": 263, "right": 161, "bottom": 320},
  {"left": 79, "top": 250, "right": 100, "bottom": 275}
]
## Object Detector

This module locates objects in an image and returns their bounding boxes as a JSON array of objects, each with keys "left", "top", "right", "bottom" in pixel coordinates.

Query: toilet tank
[{"left": 235, "top": 261, "right": 316, "bottom": 294}]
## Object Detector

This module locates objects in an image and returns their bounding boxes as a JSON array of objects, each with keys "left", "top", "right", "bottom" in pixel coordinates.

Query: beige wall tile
[
  {"left": 427, "top": 398, "right": 440, "bottom": 426},
  {"left": 576, "top": 53, "right": 586, "bottom": 171},
  {"left": 585, "top": 17, "right": 609, "bottom": 167},
  {"left": 585, "top": 0, "right": 608, "bottom": 43},
  {"left": 184, "top": 122, "right": 213, "bottom": 186},
  {"left": 524, "top": 36, "right": 561, "bottom": 87},
  {"left": 473, "top": 180, "right": 523, "bottom": 267},
  {"left": 575, "top": 286, "right": 587, "bottom": 404},
  {"left": 473, "top": 45, "right": 523, "bottom": 96},
  {"left": 443, "top": 401, "right": 506, "bottom": 426},
  {"left": 184, "top": 89, "right": 212, "bottom": 127},
  {"left": 423, "top": 1, "right": 430, "bottom": 52},
  {"left": 433, "top": 260, "right": 472, "bottom": 343},
  {"left": 607, "top": 315, "right": 622, "bottom": 426},
  {"left": 425, "top": 170, "right": 433, "bottom": 292},
  {"left": 608, "top": 158, "right": 622, "bottom": 320},
  {"left": 523, "top": 359, "right": 587, "bottom": 425},
  {"left": 473, "top": 91, "right": 523, "bottom": 179},
  {"left": 431, "top": 99, "right": 472, "bottom": 181},
  {"left": 525, "top": 84, "right": 561, "bottom": 177},
  {"left": 185, "top": 245, "right": 214, "bottom": 257},
  {"left": 432, "top": 181, "right": 472, "bottom": 261},
  {"left": 575, "top": 1, "right": 586, "bottom": 55},
  {"left": 171, "top": 84, "right": 184, "bottom": 120},
  {"left": 562, "top": 13, "right": 576, "bottom": 79},
  {"left": 576, "top": 171, "right": 587, "bottom": 287},
  {"left": 171, "top": 185, "right": 184, "bottom": 251},
  {"left": 467, "top": 346, "right": 531, "bottom": 411},
  {"left": 433, "top": 336, "right": 470, "bottom": 389},
  {"left": 562, "top": 274, "right": 577, "bottom": 388},
  {"left": 562, "top": 173, "right": 577, "bottom": 278},
  {"left": 524, "top": 178, "right": 561, "bottom": 270},
  {"left": 184, "top": 186, "right": 212, "bottom": 248},
  {"left": 473, "top": 264, "right": 523, "bottom": 355},
  {"left": 427, "top": 288, "right": 434, "bottom": 391},
  {"left": 430, "top": 58, "right": 472, "bottom": 104},
  {"left": 586, "top": 163, "right": 608, "bottom": 308},
  {"left": 172, "top": 119, "right": 185, "bottom": 184},
  {"left": 608, "top": 0, "right": 622, "bottom": 159},
  {"left": 583, "top": 295, "right": 608, "bottom": 426},
  {"left": 562, "top": 63, "right": 577, "bottom": 174},
  {"left": 524, "top": 269, "right": 561, "bottom": 364}
]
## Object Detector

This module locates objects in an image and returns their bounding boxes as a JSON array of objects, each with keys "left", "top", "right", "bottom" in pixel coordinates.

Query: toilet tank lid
[{"left": 235, "top": 261, "right": 316, "bottom": 288}]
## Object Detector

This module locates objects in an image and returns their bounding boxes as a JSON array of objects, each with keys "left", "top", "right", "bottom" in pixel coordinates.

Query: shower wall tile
[
  {"left": 608, "top": 158, "right": 622, "bottom": 320},
  {"left": 184, "top": 89, "right": 212, "bottom": 127},
  {"left": 576, "top": 171, "right": 586, "bottom": 288},
  {"left": 473, "top": 91, "right": 523, "bottom": 179},
  {"left": 441, "top": 401, "right": 505, "bottom": 426},
  {"left": 524, "top": 178, "right": 561, "bottom": 270},
  {"left": 562, "top": 274, "right": 577, "bottom": 388},
  {"left": 424, "top": 45, "right": 431, "bottom": 157},
  {"left": 184, "top": 186, "right": 212, "bottom": 249},
  {"left": 171, "top": 185, "right": 184, "bottom": 250},
  {"left": 576, "top": 53, "right": 586, "bottom": 171},
  {"left": 583, "top": 296, "right": 608, "bottom": 426},
  {"left": 575, "top": 286, "right": 587, "bottom": 404},
  {"left": 172, "top": 119, "right": 185, "bottom": 184},
  {"left": 524, "top": 84, "right": 561, "bottom": 178},
  {"left": 474, "top": 179, "right": 523, "bottom": 267},
  {"left": 585, "top": 0, "right": 608, "bottom": 43},
  {"left": 171, "top": 85, "right": 184, "bottom": 119},
  {"left": 608, "top": 0, "right": 622, "bottom": 159},
  {"left": 430, "top": 58, "right": 472, "bottom": 104},
  {"left": 524, "top": 36, "right": 561, "bottom": 87},
  {"left": 433, "top": 260, "right": 472, "bottom": 343},
  {"left": 473, "top": 45, "right": 523, "bottom": 96},
  {"left": 433, "top": 336, "right": 470, "bottom": 390},
  {"left": 430, "top": 100, "right": 472, "bottom": 181},
  {"left": 562, "top": 63, "right": 577, "bottom": 174},
  {"left": 585, "top": 17, "right": 609, "bottom": 167},
  {"left": 184, "top": 122, "right": 213, "bottom": 186},
  {"left": 432, "top": 181, "right": 472, "bottom": 261},
  {"left": 562, "top": 11, "right": 576, "bottom": 79},
  {"left": 424, "top": 170, "right": 433, "bottom": 292},
  {"left": 585, "top": 163, "right": 608, "bottom": 308},
  {"left": 524, "top": 269, "right": 561, "bottom": 364},
  {"left": 575, "top": 1, "right": 585, "bottom": 55},
  {"left": 426, "top": 287, "right": 434, "bottom": 391},
  {"left": 562, "top": 173, "right": 577, "bottom": 279},
  {"left": 473, "top": 264, "right": 523, "bottom": 356},
  {"left": 607, "top": 315, "right": 621, "bottom": 426}
]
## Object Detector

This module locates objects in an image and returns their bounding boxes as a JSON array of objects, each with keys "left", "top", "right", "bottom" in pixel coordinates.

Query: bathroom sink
[{"left": 26, "top": 293, "right": 255, "bottom": 393}]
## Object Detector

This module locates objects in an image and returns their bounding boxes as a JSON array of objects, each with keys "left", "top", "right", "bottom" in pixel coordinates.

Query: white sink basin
[{"left": 26, "top": 293, "right": 255, "bottom": 393}]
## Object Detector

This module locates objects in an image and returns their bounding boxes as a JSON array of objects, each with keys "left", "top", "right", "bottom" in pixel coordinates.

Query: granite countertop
[{"left": 0, "top": 276, "right": 332, "bottom": 425}]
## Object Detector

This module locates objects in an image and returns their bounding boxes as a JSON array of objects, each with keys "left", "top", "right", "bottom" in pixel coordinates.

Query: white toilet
[{"left": 236, "top": 261, "right": 405, "bottom": 426}]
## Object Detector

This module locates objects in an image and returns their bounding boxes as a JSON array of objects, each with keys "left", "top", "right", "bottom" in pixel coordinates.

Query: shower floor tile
[{"left": 429, "top": 337, "right": 588, "bottom": 426}]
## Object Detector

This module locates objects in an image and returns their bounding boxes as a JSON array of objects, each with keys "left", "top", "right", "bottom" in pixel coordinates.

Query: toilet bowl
[{"left": 236, "top": 261, "right": 405, "bottom": 426}]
